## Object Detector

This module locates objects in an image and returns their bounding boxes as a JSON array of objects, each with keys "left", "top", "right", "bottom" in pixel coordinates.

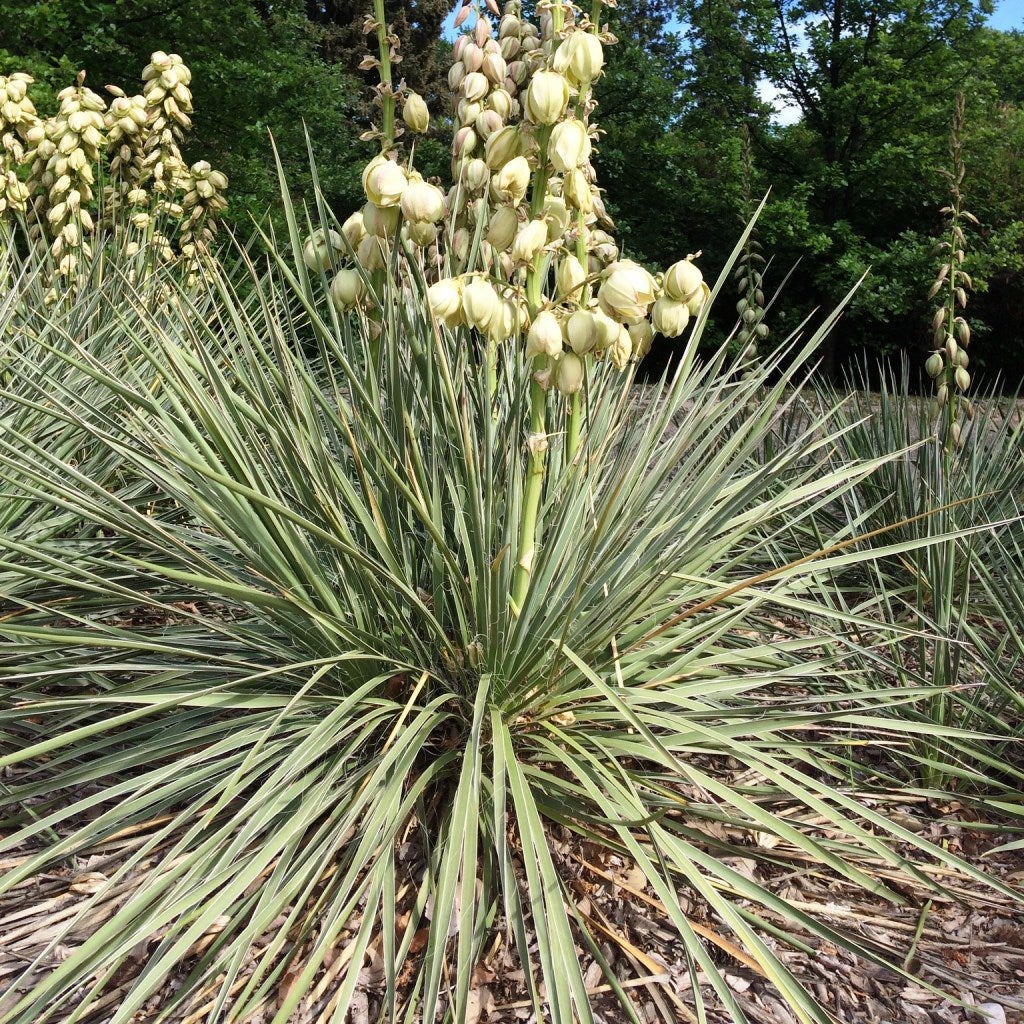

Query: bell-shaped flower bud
[
  {"left": 401, "top": 177, "right": 446, "bottom": 223},
  {"left": 493, "top": 155, "right": 531, "bottom": 205},
  {"left": 302, "top": 228, "right": 344, "bottom": 271},
  {"left": 482, "top": 52, "right": 508, "bottom": 86},
  {"left": 457, "top": 98, "right": 484, "bottom": 126},
  {"left": 553, "top": 31, "right": 605, "bottom": 87},
  {"left": 461, "top": 71, "right": 490, "bottom": 103},
  {"left": 563, "top": 168, "right": 593, "bottom": 213},
  {"left": 363, "top": 201, "right": 401, "bottom": 239},
  {"left": 363, "top": 157, "right": 407, "bottom": 208},
  {"left": 488, "top": 298, "right": 519, "bottom": 343},
  {"left": 484, "top": 125, "right": 520, "bottom": 169},
  {"left": 543, "top": 195, "right": 570, "bottom": 241},
  {"left": 475, "top": 108, "right": 504, "bottom": 140},
  {"left": 598, "top": 260, "right": 657, "bottom": 324},
  {"left": 329, "top": 268, "right": 365, "bottom": 311},
  {"left": 356, "top": 234, "right": 386, "bottom": 272},
  {"left": 628, "top": 319, "right": 654, "bottom": 360},
  {"left": 462, "top": 157, "right": 490, "bottom": 191},
  {"left": 925, "top": 352, "right": 944, "bottom": 379},
  {"left": 511, "top": 217, "right": 548, "bottom": 262},
  {"left": 428, "top": 278, "right": 464, "bottom": 327},
  {"left": 555, "top": 352, "right": 585, "bottom": 395},
  {"left": 406, "top": 219, "right": 438, "bottom": 247},
  {"left": 453, "top": 125, "right": 478, "bottom": 157},
  {"left": 593, "top": 310, "right": 622, "bottom": 351},
  {"left": 525, "top": 70, "right": 570, "bottom": 125},
  {"left": 486, "top": 204, "right": 519, "bottom": 251},
  {"left": 566, "top": 308, "right": 600, "bottom": 354},
  {"left": 487, "top": 88, "right": 513, "bottom": 120},
  {"left": 651, "top": 297, "right": 691, "bottom": 338},
  {"left": 402, "top": 92, "right": 430, "bottom": 133},
  {"left": 462, "top": 277, "right": 502, "bottom": 331},
  {"left": 341, "top": 210, "right": 366, "bottom": 249},
  {"left": 663, "top": 259, "right": 704, "bottom": 303},
  {"left": 608, "top": 325, "right": 632, "bottom": 370},
  {"left": 526, "top": 310, "right": 563, "bottom": 359},
  {"left": 548, "top": 119, "right": 591, "bottom": 173},
  {"left": 556, "top": 254, "right": 587, "bottom": 303},
  {"left": 687, "top": 281, "right": 711, "bottom": 317}
]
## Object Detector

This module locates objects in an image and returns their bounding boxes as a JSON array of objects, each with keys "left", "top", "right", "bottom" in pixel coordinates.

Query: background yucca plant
[
  {"left": 1, "top": 201, "right": 1020, "bottom": 1024},
  {"left": 801, "top": 363, "right": 1024, "bottom": 789}
]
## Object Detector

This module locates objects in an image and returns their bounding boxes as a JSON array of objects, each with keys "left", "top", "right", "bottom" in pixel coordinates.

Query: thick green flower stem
[
  {"left": 566, "top": 390, "right": 582, "bottom": 461},
  {"left": 511, "top": 369, "right": 548, "bottom": 614},
  {"left": 511, "top": 125, "right": 556, "bottom": 612},
  {"left": 372, "top": 0, "right": 395, "bottom": 150}
]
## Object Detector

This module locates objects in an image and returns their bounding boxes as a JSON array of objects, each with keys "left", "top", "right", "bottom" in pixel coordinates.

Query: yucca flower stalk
[
  {"left": 925, "top": 90, "right": 977, "bottom": 452},
  {"left": 733, "top": 122, "right": 769, "bottom": 375},
  {"left": 323, "top": 0, "right": 710, "bottom": 615}
]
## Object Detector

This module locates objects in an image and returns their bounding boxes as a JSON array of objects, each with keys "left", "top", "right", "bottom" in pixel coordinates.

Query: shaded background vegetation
[{"left": 1, "top": 0, "right": 1021, "bottom": 382}]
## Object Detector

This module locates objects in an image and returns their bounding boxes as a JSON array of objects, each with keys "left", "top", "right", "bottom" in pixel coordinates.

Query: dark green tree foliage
[
  {"left": 305, "top": 0, "right": 451, "bottom": 112},
  {"left": 0, "top": 0, "right": 366, "bottom": 222}
]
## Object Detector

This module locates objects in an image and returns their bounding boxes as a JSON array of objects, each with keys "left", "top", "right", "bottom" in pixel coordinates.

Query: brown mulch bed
[{"left": 2, "top": 786, "right": 1022, "bottom": 1024}]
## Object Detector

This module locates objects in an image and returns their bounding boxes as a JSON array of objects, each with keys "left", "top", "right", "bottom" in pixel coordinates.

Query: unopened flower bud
[
  {"left": 526, "top": 310, "right": 563, "bottom": 358},
  {"left": 598, "top": 260, "right": 657, "bottom": 324},
  {"left": 462, "top": 157, "right": 490, "bottom": 191},
  {"left": 511, "top": 218, "right": 548, "bottom": 262},
  {"left": 566, "top": 309, "right": 599, "bottom": 355},
  {"left": 548, "top": 119, "right": 591, "bottom": 172},
  {"left": 687, "top": 282, "right": 711, "bottom": 317},
  {"left": 363, "top": 201, "right": 400, "bottom": 239},
  {"left": 462, "top": 277, "right": 502, "bottom": 331},
  {"left": 341, "top": 210, "right": 366, "bottom": 249},
  {"left": 486, "top": 204, "right": 519, "bottom": 251},
  {"left": 330, "top": 268, "right": 365, "bottom": 311},
  {"left": 406, "top": 220, "right": 438, "bottom": 247},
  {"left": 628, "top": 320, "right": 654, "bottom": 360},
  {"left": 556, "top": 254, "right": 587, "bottom": 303},
  {"left": 954, "top": 366, "right": 971, "bottom": 392},
  {"left": 461, "top": 71, "right": 490, "bottom": 103},
  {"left": 609, "top": 326, "right": 632, "bottom": 370},
  {"left": 663, "top": 259, "right": 703, "bottom": 303},
  {"left": 484, "top": 125, "right": 520, "bottom": 169},
  {"left": 525, "top": 70, "right": 570, "bottom": 125},
  {"left": 553, "top": 31, "right": 605, "bottom": 87},
  {"left": 401, "top": 178, "right": 446, "bottom": 223},
  {"left": 563, "top": 168, "right": 593, "bottom": 213},
  {"left": 356, "top": 234, "right": 386, "bottom": 272},
  {"left": 651, "top": 297, "right": 690, "bottom": 338},
  {"left": 363, "top": 157, "right": 407, "bottom": 207},
  {"left": 428, "top": 278, "right": 464, "bottom": 327},
  {"left": 555, "top": 352, "right": 585, "bottom": 395},
  {"left": 302, "top": 228, "right": 344, "bottom": 271},
  {"left": 493, "top": 155, "right": 530, "bottom": 205},
  {"left": 402, "top": 92, "right": 430, "bottom": 133},
  {"left": 924, "top": 353, "right": 944, "bottom": 378},
  {"left": 487, "top": 88, "right": 513, "bottom": 120}
]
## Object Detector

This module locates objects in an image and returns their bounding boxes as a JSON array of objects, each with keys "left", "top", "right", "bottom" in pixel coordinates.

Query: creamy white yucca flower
[
  {"left": 598, "top": 260, "right": 657, "bottom": 324},
  {"left": 303, "top": 229, "right": 344, "bottom": 272}
]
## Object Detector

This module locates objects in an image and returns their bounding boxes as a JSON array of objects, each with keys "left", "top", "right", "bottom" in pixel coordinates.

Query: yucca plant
[
  {"left": 1, "top": 205, "right": 1022, "bottom": 1023},
  {"left": 803, "top": 362, "right": 1024, "bottom": 788}
]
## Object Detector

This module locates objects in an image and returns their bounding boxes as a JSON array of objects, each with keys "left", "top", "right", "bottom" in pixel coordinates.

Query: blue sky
[{"left": 989, "top": 0, "right": 1024, "bottom": 31}]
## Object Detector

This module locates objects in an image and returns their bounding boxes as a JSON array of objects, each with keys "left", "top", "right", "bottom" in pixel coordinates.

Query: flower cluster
[
  {"left": 0, "top": 73, "right": 40, "bottom": 215},
  {"left": 318, "top": 0, "right": 708, "bottom": 397},
  {"left": 0, "top": 55, "right": 228, "bottom": 291},
  {"left": 926, "top": 91, "right": 976, "bottom": 448},
  {"left": 24, "top": 74, "right": 107, "bottom": 279}
]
